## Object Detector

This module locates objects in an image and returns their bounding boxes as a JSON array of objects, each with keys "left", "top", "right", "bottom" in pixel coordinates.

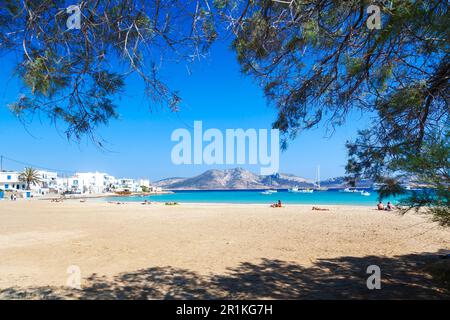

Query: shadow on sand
[{"left": 1, "top": 251, "right": 449, "bottom": 299}]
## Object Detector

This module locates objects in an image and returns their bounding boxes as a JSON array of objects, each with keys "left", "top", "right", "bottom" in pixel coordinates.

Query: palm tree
[{"left": 19, "top": 167, "right": 42, "bottom": 190}]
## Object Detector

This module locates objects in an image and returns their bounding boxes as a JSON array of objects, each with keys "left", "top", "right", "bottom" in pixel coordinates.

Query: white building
[
  {"left": 37, "top": 170, "right": 58, "bottom": 187},
  {"left": 151, "top": 186, "right": 162, "bottom": 192},
  {"left": 1, "top": 168, "right": 157, "bottom": 196},
  {"left": 67, "top": 172, "right": 111, "bottom": 194},
  {"left": 34, "top": 170, "right": 58, "bottom": 195},
  {"left": 139, "top": 179, "right": 151, "bottom": 188},
  {"left": 0, "top": 171, "right": 26, "bottom": 191},
  {"left": 113, "top": 178, "right": 135, "bottom": 192},
  {"left": 0, "top": 170, "right": 60, "bottom": 196}
]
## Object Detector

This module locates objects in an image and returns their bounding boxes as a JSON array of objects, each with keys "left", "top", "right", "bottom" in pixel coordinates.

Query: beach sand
[{"left": 0, "top": 200, "right": 449, "bottom": 299}]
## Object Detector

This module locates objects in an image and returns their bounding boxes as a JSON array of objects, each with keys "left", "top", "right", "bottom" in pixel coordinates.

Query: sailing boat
[{"left": 314, "top": 165, "right": 328, "bottom": 191}]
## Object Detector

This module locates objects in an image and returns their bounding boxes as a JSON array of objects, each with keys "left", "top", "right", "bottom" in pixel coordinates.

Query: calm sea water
[{"left": 104, "top": 189, "right": 402, "bottom": 206}]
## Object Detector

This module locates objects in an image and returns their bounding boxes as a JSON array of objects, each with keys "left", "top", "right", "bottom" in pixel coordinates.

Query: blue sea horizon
[{"left": 104, "top": 189, "right": 403, "bottom": 206}]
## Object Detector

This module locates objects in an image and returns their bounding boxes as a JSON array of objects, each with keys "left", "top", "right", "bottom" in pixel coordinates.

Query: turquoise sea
[{"left": 104, "top": 189, "right": 403, "bottom": 206}]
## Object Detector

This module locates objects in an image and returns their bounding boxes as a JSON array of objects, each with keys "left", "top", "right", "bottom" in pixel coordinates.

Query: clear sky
[{"left": 0, "top": 41, "right": 373, "bottom": 181}]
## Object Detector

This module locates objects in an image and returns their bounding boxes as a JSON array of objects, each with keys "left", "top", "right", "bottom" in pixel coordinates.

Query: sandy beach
[{"left": 0, "top": 199, "right": 449, "bottom": 299}]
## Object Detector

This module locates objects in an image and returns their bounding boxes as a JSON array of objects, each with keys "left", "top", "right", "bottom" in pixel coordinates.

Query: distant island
[{"left": 154, "top": 168, "right": 373, "bottom": 190}]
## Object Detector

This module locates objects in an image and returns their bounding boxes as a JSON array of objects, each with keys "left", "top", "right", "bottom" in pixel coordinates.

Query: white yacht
[
  {"left": 298, "top": 188, "right": 314, "bottom": 193},
  {"left": 343, "top": 187, "right": 362, "bottom": 193}
]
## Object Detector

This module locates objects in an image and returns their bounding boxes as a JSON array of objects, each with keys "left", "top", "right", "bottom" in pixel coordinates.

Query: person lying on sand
[
  {"left": 141, "top": 200, "right": 152, "bottom": 205},
  {"left": 312, "top": 206, "right": 329, "bottom": 211},
  {"left": 165, "top": 202, "right": 179, "bottom": 206}
]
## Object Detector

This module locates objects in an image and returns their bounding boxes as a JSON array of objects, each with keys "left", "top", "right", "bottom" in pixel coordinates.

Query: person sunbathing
[
  {"left": 377, "top": 201, "right": 384, "bottom": 210},
  {"left": 385, "top": 202, "right": 393, "bottom": 211},
  {"left": 271, "top": 200, "right": 282, "bottom": 208},
  {"left": 312, "top": 206, "right": 329, "bottom": 211}
]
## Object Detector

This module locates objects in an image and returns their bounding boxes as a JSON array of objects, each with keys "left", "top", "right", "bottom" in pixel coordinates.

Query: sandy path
[{"left": 0, "top": 200, "right": 448, "bottom": 299}]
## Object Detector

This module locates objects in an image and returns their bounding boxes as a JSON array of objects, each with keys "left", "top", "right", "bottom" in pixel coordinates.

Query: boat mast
[{"left": 317, "top": 165, "right": 320, "bottom": 189}]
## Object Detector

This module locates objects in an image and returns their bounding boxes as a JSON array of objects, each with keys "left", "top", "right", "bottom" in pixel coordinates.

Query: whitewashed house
[
  {"left": 1, "top": 168, "right": 155, "bottom": 196},
  {"left": 54, "top": 173, "right": 116, "bottom": 194},
  {"left": 70, "top": 172, "right": 111, "bottom": 194},
  {"left": 0, "top": 171, "right": 26, "bottom": 191},
  {"left": 113, "top": 178, "right": 136, "bottom": 192},
  {"left": 151, "top": 186, "right": 162, "bottom": 192},
  {"left": 104, "top": 175, "right": 116, "bottom": 192},
  {"left": 139, "top": 179, "right": 151, "bottom": 188},
  {"left": 33, "top": 170, "right": 58, "bottom": 195}
]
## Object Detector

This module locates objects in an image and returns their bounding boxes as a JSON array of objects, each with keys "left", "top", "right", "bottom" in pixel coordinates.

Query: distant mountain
[
  {"left": 319, "top": 176, "right": 374, "bottom": 189},
  {"left": 155, "top": 168, "right": 313, "bottom": 190},
  {"left": 154, "top": 168, "right": 374, "bottom": 190},
  {"left": 154, "top": 177, "right": 186, "bottom": 186}
]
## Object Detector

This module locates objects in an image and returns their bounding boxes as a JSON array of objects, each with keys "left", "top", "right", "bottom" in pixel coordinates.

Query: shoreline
[
  {"left": 0, "top": 197, "right": 396, "bottom": 207},
  {"left": 100, "top": 199, "right": 378, "bottom": 208},
  {"left": 7, "top": 188, "right": 402, "bottom": 207},
  {"left": 3, "top": 195, "right": 380, "bottom": 207},
  {"left": 34, "top": 191, "right": 173, "bottom": 201}
]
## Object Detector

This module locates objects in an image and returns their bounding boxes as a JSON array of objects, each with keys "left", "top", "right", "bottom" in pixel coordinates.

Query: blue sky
[{"left": 0, "top": 41, "right": 372, "bottom": 181}]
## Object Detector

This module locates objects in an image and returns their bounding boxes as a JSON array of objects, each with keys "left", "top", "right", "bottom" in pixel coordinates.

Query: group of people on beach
[
  {"left": 270, "top": 199, "right": 395, "bottom": 211},
  {"left": 271, "top": 200, "right": 282, "bottom": 208},
  {"left": 377, "top": 201, "right": 394, "bottom": 211}
]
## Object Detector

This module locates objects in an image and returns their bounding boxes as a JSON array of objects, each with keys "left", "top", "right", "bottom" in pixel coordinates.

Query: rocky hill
[{"left": 154, "top": 168, "right": 314, "bottom": 190}]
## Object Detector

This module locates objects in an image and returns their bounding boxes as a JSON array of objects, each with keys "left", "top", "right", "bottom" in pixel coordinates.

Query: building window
[
  {"left": 7, "top": 175, "right": 11, "bottom": 180},
  {"left": 5, "top": 184, "right": 9, "bottom": 189}
]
